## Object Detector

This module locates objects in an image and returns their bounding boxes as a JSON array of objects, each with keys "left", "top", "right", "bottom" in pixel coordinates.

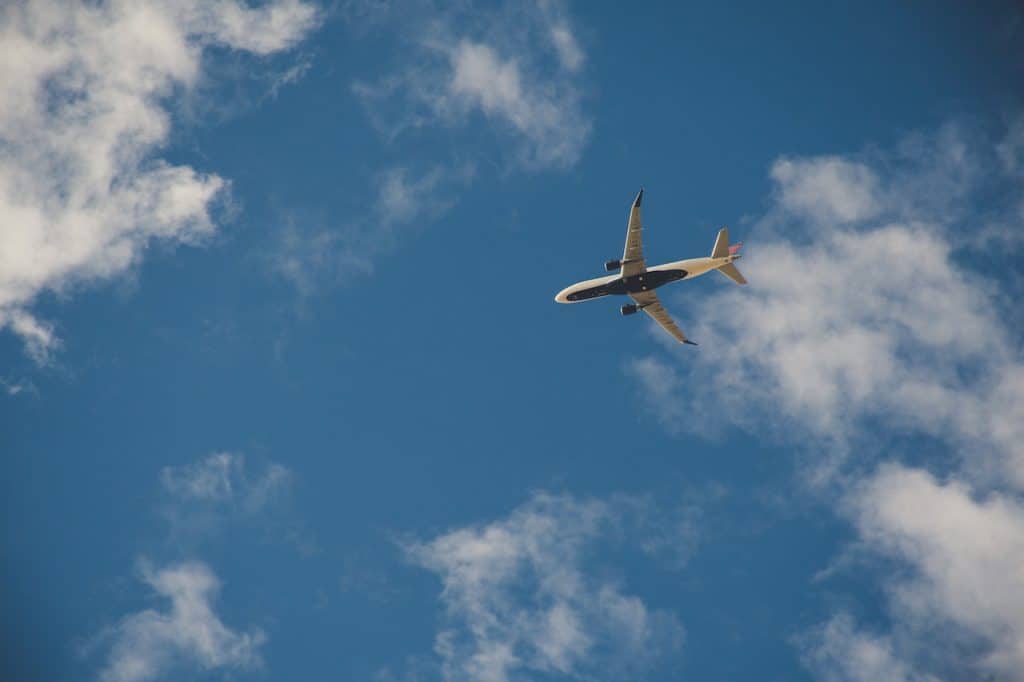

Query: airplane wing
[
  {"left": 629, "top": 290, "right": 697, "bottom": 345},
  {"left": 621, "top": 189, "right": 646, "bottom": 277}
]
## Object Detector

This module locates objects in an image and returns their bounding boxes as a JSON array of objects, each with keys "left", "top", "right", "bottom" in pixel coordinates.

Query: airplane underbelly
[
  {"left": 563, "top": 279, "right": 626, "bottom": 301},
  {"left": 555, "top": 268, "right": 687, "bottom": 302},
  {"left": 622, "top": 268, "right": 687, "bottom": 293}
]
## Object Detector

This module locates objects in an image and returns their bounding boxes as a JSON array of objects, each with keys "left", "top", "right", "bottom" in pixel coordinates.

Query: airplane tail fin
[
  {"left": 711, "top": 228, "right": 747, "bottom": 285},
  {"left": 711, "top": 227, "right": 731, "bottom": 258}
]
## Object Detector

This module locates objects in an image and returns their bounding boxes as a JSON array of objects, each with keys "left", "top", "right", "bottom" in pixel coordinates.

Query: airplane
[{"left": 554, "top": 189, "right": 746, "bottom": 345}]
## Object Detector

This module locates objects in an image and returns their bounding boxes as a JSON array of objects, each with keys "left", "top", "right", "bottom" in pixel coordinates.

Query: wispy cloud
[
  {"left": 375, "top": 165, "right": 458, "bottom": 227},
  {"left": 405, "top": 492, "right": 683, "bottom": 682},
  {"left": 0, "top": 0, "right": 319, "bottom": 362},
  {"left": 161, "top": 451, "right": 290, "bottom": 507},
  {"left": 159, "top": 451, "right": 299, "bottom": 545},
  {"left": 798, "top": 613, "right": 931, "bottom": 682},
  {"left": 625, "top": 118, "right": 1024, "bottom": 679},
  {"left": 623, "top": 356, "right": 689, "bottom": 434},
  {"left": 269, "top": 162, "right": 473, "bottom": 297},
  {"left": 94, "top": 560, "right": 265, "bottom": 682},
  {"left": 0, "top": 375, "right": 36, "bottom": 396},
  {"left": 351, "top": 0, "right": 591, "bottom": 170},
  {"left": 270, "top": 224, "right": 375, "bottom": 298},
  {"left": 89, "top": 451, "right": 307, "bottom": 679}
]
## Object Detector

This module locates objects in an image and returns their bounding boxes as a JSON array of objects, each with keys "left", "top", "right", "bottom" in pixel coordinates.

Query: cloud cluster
[
  {"left": 0, "top": 0, "right": 319, "bottom": 362},
  {"left": 97, "top": 561, "right": 265, "bottom": 682},
  {"left": 799, "top": 465, "right": 1024, "bottom": 681},
  {"left": 406, "top": 492, "right": 683, "bottom": 682},
  {"left": 92, "top": 452, "right": 297, "bottom": 680},
  {"left": 848, "top": 466, "right": 1024, "bottom": 676},
  {"left": 631, "top": 122, "right": 1023, "bottom": 480},
  {"left": 353, "top": 0, "right": 590, "bottom": 170},
  {"left": 275, "top": 1, "right": 588, "bottom": 301},
  {"left": 627, "top": 119, "right": 1024, "bottom": 679},
  {"left": 654, "top": 221, "right": 1016, "bottom": 481}
]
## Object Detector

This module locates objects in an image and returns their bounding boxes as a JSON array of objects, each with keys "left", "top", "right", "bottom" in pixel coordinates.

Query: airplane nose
[{"left": 555, "top": 285, "right": 576, "bottom": 303}]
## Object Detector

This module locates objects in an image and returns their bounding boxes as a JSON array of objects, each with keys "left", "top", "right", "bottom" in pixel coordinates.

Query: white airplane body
[{"left": 555, "top": 189, "right": 746, "bottom": 345}]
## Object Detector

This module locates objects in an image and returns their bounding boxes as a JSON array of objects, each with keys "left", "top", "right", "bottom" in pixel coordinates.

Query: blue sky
[{"left": 2, "top": 1, "right": 1023, "bottom": 681}]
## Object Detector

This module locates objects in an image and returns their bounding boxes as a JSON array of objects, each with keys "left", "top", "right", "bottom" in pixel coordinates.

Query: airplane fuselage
[{"left": 555, "top": 255, "right": 739, "bottom": 303}]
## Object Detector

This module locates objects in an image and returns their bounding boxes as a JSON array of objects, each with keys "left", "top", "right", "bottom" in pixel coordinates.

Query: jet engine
[
  {"left": 604, "top": 259, "right": 621, "bottom": 272},
  {"left": 620, "top": 303, "right": 639, "bottom": 316}
]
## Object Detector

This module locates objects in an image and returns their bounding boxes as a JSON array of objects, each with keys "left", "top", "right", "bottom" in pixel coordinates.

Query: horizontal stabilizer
[{"left": 717, "top": 262, "right": 747, "bottom": 285}]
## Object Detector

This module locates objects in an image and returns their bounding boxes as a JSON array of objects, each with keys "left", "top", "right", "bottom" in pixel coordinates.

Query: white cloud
[
  {"left": 805, "top": 467, "right": 1024, "bottom": 680},
  {"left": 799, "top": 614, "right": 931, "bottom": 682},
  {"left": 406, "top": 492, "right": 683, "bottom": 682},
  {"left": 850, "top": 466, "right": 1024, "bottom": 678},
  {"left": 704, "top": 226, "right": 1006, "bottom": 427},
  {"left": 353, "top": 1, "right": 590, "bottom": 170},
  {"left": 771, "top": 157, "right": 882, "bottom": 224},
  {"left": 0, "top": 0, "right": 319, "bottom": 362},
  {"left": 442, "top": 40, "right": 588, "bottom": 168},
  {"left": 97, "top": 560, "right": 265, "bottom": 682},
  {"left": 186, "top": 0, "right": 320, "bottom": 55},
  {"left": 536, "top": 0, "right": 584, "bottom": 72},
  {"left": 1, "top": 307, "right": 60, "bottom": 364},
  {"left": 549, "top": 26, "right": 584, "bottom": 72}
]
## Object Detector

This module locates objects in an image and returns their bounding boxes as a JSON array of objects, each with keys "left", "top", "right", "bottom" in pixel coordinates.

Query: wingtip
[
  {"left": 634, "top": 188, "right": 644, "bottom": 207},
  {"left": 683, "top": 339, "right": 698, "bottom": 346}
]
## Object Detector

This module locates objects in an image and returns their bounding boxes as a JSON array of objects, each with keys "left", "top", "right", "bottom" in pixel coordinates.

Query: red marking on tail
[{"left": 728, "top": 242, "right": 743, "bottom": 255}]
